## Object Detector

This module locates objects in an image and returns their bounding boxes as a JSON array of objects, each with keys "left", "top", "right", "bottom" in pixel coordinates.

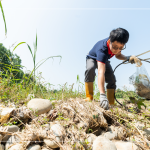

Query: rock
[
  {"left": 10, "top": 106, "right": 31, "bottom": 124},
  {"left": 27, "top": 98, "right": 52, "bottom": 115},
  {"left": 0, "top": 106, "right": 15, "bottom": 124},
  {"left": 26, "top": 133, "right": 38, "bottom": 141},
  {"left": 93, "top": 136, "right": 117, "bottom": 150},
  {"left": 134, "top": 121, "right": 145, "bottom": 130},
  {"left": 87, "top": 134, "right": 97, "bottom": 144},
  {"left": 44, "top": 139, "right": 60, "bottom": 149},
  {"left": 2, "top": 125, "right": 19, "bottom": 143},
  {"left": 27, "top": 144, "right": 41, "bottom": 150},
  {"left": 143, "top": 128, "right": 150, "bottom": 141},
  {"left": 114, "top": 141, "right": 138, "bottom": 150},
  {"left": 103, "top": 131, "right": 116, "bottom": 140},
  {"left": 134, "top": 122, "right": 150, "bottom": 141},
  {"left": 1, "top": 145, "right": 4, "bottom": 150},
  {"left": 107, "top": 125, "right": 126, "bottom": 140},
  {"left": 42, "top": 124, "right": 50, "bottom": 131},
  {"left": 5, "top": 135, "right": 20, "bottom": 150},
  {"left": 51, "top": 124, "right": 65, "bottom": 139},
  {"left": 44, "top": 124, "right": 65, "bottom": 148},
  {"left": 0, "top": 144, "right": 4, "bottom": 150},
  {"left": 6, "top": 144, "right": 23, "bottom": 150}
]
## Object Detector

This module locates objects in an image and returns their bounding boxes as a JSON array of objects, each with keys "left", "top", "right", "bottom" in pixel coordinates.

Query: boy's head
[{"left": 109, "top": 28, "right": 129, "bottom": 54}]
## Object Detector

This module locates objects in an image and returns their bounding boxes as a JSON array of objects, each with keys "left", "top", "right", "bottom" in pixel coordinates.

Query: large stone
[
  {"left": 103, "top": 131, "right": 116, "bottom": 140},
  {"left": 143, "top": 128, "right": 150, "bottom": 141},
  {"left": 0, "top": 106, "right": 15, "bottom": 124},
  {"left": 51, "top": 124, "right": 65, "bottom": 140},
  {"left": 6, "top": 144, "right": 23, "bottom": 150},
  {"left": 114, "top": 141, "right": 138, "bottom": 150},
  {"left": 27, "top": 144, "right": 41, "bottom": 150},
  {"left": 44, "top": 124, "right": 65, "bottom": 148},
  {"left": 5, "top": 135, "right": 20, "bottom": 150},
  {"left": 27, "top": 98, "right": 52, "bottom": 115},
  {"left": 93, "top": 136, "right": 117, "bottom": 150},
  {"left": 2, "top": 125, "right": 19, "bottom": 143},
  {"left": 107, "top": 125, "right": 126, "bottom": 140},
  {"left": 87, "top": 134, "right": 97, "bottom": 144}
]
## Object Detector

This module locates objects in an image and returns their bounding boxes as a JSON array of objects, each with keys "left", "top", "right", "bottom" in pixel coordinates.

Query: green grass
[{"left": 0, "top": 1, "right": 7, "bottom": 35}]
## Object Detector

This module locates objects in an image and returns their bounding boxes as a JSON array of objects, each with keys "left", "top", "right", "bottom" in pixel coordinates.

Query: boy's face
[{"left": 109, "top": 41, "right": 125, "bottom": 54}]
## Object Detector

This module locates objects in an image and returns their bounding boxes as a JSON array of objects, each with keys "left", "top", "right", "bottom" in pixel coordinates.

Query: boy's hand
[
  {"left": 126, "top": 55, "right": 142, "bottom": 67},
  {"left": 100, "top": 93, "right": 109, "bottom": 110}
]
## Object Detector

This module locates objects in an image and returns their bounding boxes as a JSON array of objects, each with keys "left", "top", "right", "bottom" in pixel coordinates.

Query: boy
[{"left": 84, "top": 28, "right": 141, "bottom": 110}]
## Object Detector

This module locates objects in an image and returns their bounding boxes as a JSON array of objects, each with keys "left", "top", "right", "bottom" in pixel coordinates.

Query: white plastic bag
[{"left": 129, "top": 65, "right": 150, "bottom": 99}]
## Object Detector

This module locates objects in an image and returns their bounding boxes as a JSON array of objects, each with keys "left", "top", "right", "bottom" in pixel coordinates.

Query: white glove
[
  {"left": 126, "top": 55, "right": 142, "bottom": 67},
  {"left": 100, "top": 94, "right": 109, "bottom": 110}
]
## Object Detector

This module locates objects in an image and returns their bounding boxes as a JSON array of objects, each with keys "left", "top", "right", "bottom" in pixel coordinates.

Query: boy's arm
[
  {"left": 115, "top": 51, "right": 127, "bottom": 60},
  {"left": 97, "top": 61, "right": 109, "bottom": 110},
  {"left": 97, "top": 61, "right": 105, "bottom": 93}
]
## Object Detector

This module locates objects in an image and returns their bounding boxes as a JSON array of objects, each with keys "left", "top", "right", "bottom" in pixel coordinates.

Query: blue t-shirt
[{"left": 87, "top": 37, "right": 115, "bottom": 64}]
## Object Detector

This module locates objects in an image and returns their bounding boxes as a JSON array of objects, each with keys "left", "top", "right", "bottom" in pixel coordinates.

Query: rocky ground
[{"left": 0, "top": 97, "right": 149, "bottom": 150}]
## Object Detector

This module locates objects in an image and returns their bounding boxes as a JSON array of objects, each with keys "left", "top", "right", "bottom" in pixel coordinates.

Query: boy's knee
[
  {"left": 85, "top": 66, "right": 96, "bottom": 82},
  {"left": 106, "top": 82, "right": 116, "bottom": 89}
]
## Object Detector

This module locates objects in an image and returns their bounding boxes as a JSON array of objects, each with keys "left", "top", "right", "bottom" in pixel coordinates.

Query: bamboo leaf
[{"left": 0, "top": 1, "right": 7, "bottom": 35}]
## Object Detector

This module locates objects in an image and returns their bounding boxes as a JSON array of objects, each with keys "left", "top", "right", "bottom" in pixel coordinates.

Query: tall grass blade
[
  {"left": 35, "top": 32, "right": 37, "bottom": 51},
  {"left": 76, "top": 75, "right": 80, "bottom": 84},
  {"left": 27, "top": 44, "right": 33, "bottom": 59},
  {"left": 35, "top": 56, "right": 62, "bottom": 70},
  {"left": 13, "top": 42, "right": 33, "bottom": 58},
  {"left": 13, "top": 42, "right": 26, "bottom": 51},
  {"left": 0, "top": 1, "right": 7, "bottom": 35},
  {"left": 33, "top": 33, "right": 37, "bottom": 69}
]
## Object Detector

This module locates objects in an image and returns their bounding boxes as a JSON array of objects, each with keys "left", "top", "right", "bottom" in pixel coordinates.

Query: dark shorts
[{"left": 84, "top": 56, "right": 116, "bottom": 89}]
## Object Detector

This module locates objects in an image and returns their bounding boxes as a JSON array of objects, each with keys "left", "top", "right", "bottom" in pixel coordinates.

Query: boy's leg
[
  {"left": 105, "top": 61, "right": 116, "bottom": 105},
  {"left": 84, "top": 57, "right": 97, "bottom": 101}
]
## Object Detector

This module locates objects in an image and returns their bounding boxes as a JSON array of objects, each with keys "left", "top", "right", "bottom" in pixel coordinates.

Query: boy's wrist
[{"left": 125, "top": 55, "right": 131, "bottom": 61}]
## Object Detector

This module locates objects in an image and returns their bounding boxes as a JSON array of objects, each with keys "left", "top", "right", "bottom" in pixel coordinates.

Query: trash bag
[{"left": 129, "top": 65, "right": 150, "bottom": 99}]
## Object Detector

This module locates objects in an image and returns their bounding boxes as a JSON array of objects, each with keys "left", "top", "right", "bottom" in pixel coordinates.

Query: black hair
[{"left": 109, "top": 28, "right": 129, "bottom": 44}]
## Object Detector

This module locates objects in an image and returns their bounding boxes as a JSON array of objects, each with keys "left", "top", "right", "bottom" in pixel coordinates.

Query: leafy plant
[
  {"left": 13, "top": 33, "right": 62, "bottom": 90},
  {"left": 76, "top": 75, "right": 84, "bottom": 94}
]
